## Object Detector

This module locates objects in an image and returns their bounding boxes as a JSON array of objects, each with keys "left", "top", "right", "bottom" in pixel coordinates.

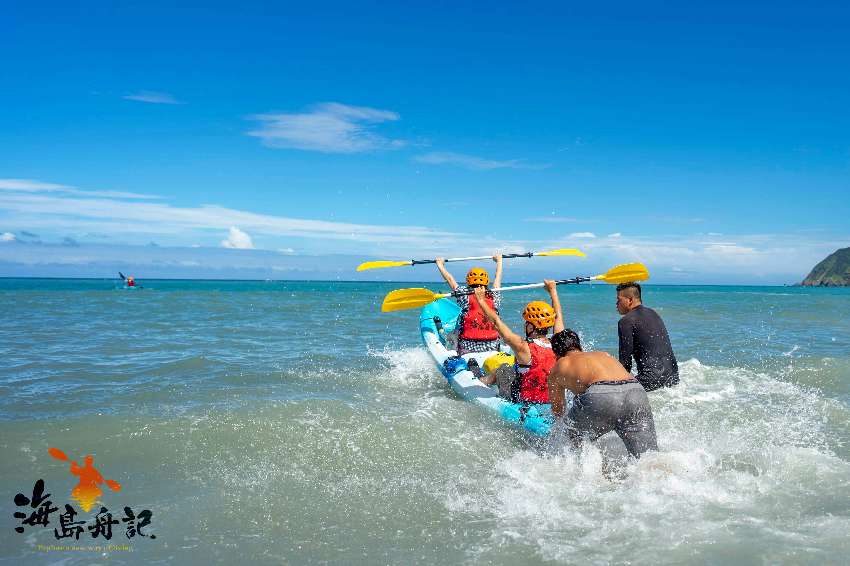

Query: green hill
[{"left": 801, "top": 247, "right": 850, "bottom": 286}]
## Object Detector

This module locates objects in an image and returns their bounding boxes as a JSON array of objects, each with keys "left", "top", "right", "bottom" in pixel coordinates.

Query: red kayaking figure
[
  {"left": 126, "top": 276, "right": 136, "bottom": 287},
  {"left": 48, "top": 448, "right": 121, "bottom": 512}
]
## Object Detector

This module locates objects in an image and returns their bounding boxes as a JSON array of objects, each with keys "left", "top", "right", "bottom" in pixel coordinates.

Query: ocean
[{"left": 1, "top": 279, "right": 849, "bottom": 565}]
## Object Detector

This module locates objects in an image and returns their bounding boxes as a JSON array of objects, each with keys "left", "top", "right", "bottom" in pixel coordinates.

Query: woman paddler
[
  {"left": 435, "top": 253, "right": 503, "bottom": 355},
  {"left": 471, "top": 280, "right": 561, "bottom": 404}
]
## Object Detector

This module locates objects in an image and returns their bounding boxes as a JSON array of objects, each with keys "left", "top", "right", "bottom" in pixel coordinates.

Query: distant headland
[{"left": 800, "top": 247, "right": 850, "bottom": 286}]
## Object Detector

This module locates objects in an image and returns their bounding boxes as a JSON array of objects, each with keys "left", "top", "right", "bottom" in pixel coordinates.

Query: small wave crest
[{"left": 368, "top": 346, "right": 444, "bottom": 389}]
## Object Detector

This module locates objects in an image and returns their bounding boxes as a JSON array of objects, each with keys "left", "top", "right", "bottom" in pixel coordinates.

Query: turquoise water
[{"left": 1, "top": 279, "right": 849, "bottom": 565}]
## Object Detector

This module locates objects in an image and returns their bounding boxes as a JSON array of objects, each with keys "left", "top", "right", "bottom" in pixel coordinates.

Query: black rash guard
[{"left": 618, "top": 304, "right": 679, "bottom": 391}]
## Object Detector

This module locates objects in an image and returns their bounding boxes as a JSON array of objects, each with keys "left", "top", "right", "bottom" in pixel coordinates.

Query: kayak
[{"left": 420, "top": 298, "right": 554, "bottom": 436}]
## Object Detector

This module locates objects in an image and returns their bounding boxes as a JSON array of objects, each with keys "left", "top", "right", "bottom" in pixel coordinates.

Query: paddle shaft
[
  {"left": 411, "top": 252, "right": 537, "bottom": 265},
  {"left": 452, "top": 276, "right": 595, "bottom": 296}
]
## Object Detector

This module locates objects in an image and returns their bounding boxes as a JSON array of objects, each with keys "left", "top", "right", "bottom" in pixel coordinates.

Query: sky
[{"left": 1, "top": 1, "right": 849, "bottom": 284}]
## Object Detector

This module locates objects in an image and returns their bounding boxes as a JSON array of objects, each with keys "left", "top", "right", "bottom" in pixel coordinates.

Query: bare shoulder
[{"left": 554, "top": 355, "right": 573, "bottom": 373}]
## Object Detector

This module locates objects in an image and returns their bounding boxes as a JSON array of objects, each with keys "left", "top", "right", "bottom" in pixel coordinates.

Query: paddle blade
[
  {"left": 48, "top": 447, "right": 69, "bottom": 461},
  {"left": 356, "top": 260, "right": 413, "bottom": 272},
  {"left": 381, "top": 288, "right": 446, "bottom": 312},
  {"left": 535, "top": 248, "right": 587, "bottom": 258},
  {"left": 597, "top": 263, "right": 650, "bottom": 284},
  {"left": 118, "top": 272, "right": 126, "bottom": 280},
  {"left": 105, "top": 479, "right": 122, "bottom": 491}
]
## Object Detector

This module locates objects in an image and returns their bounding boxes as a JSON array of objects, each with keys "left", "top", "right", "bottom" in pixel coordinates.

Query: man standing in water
[
  {"left": 548, "top": 327, "right": 658, "bottom": 458},
  {"left": 616, "top": 282, "right": 679, "bottom": 391}
]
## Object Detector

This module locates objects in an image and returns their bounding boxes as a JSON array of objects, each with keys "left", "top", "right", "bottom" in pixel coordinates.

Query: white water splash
[
  {"left": 783, "top": 344, "right": 800, "bottom": 357},
  {"left": 442, "top": 358, "right": 850, "bottom": 564}
]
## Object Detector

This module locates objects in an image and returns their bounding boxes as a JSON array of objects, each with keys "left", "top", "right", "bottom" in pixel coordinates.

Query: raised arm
[
  {"left": 472, "top": 287, "right": 529, "bottom": 359},
  {"left": 435, "top": 258, "right": 459, "bottom": 291},
  {"left": 618, "top": 317, "right": 634, "bottom": 373},
  {"left": 544, "top": 279, "right": 565, "bottom": 334},
  {"left": 548, "top": 364, "right": 567, "bottom": 418},
  {"left": 492, "top": 253, "right": 503, "bottom": 289}
]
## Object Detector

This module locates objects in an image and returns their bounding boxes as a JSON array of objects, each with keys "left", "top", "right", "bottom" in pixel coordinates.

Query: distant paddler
[{"left": 119, "top": 272, "right": 142, "bottom": 289}]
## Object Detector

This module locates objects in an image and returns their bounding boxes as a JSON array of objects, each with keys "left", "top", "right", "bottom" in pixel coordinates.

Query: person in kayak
[
  {"left": 436, "top": 254, "right": 503, "bottom": 354},
  {"left": 126, "top": 276, "right": 136, "bottom": 287},
  {"left": 548, "top": 328, "right": 658, "bottom": 458},
  {"left": 616, "top": 282, "right": 679, "bottom": 391},
  {"left": 470, "top": 279, "right": 561, "bottom": 403}
]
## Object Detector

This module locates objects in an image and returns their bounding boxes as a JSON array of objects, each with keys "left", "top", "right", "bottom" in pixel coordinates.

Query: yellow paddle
[
  {"left": 357, "top": 248, "right": 586, "bottom": 272},
  {"left": 381, "top": 263, "right": 649, "bottom": 312}
]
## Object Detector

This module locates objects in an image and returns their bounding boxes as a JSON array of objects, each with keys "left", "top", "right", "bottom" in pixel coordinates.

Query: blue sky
[{"left": 1, "top": 1, "right": 848, "bottom": 283}]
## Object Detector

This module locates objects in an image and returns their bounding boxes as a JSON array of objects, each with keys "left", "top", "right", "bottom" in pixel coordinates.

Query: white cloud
[
  {"left": 607, "top": 232, "right": 622, "bottom": 238},
  {"left": 0, "top": 179, "right": 70, "bottom": 191},
  {"left": 703, "top": 243, "right": 758, "bottom": 259},
  {"left": 523, "top": 216, "right": 582, "bottom": 223},
  {"left": 220, "top": 227, "right": 254, "bottom": 249},
  {"left": 247, "top": 102, "right": 404, "bottom": 153},
  {"left": 278, "top": 247, "right": 295, "bottom": 254},
  {"left": 414, "top": 152, "right": 549, "bottom": 171},
  {"left": 123, "top": 91, "right": 183, "bottom": 105},
  {"left": 539, "top": 231, "right": 850, "bottom": 281},
  {"left": 569, "top": 232, "right": 597, "bottom": 238},
  {"left": 0, "top": 191, "right": 466, "bottom": 252},
  {"left": 0, "top": 178, "right": 162, "bottom": 200},
  {"left": 648, "top": 215, "right": 705, "bottom": 224},
  {"left": 3, "top": 179, "right": 845, "bottom": 283}
]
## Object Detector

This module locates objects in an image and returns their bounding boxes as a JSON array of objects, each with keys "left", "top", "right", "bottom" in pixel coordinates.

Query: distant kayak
[{"left": 420, "top": 298, "right": 553, "bottom": 436}]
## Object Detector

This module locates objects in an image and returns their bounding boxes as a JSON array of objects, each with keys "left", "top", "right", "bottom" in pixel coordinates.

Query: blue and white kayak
[{"left": 420, "top": 298, "right": 553, "bottom": 436}]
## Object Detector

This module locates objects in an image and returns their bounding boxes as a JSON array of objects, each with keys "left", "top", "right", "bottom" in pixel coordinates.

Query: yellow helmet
[
  {"left": 466, "top": 267, "right": 489, "bottom": 286},
  {"left": 523, "top": 301, "right": 556, "bottom": 330}
]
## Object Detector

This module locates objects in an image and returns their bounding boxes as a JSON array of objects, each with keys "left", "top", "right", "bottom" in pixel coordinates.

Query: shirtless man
[{"left": 547, "top": 328, "right": 658, "bottom": 458}]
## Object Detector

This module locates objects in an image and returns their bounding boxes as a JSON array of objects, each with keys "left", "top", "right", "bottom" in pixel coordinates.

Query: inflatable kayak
[{"left": 420, "top": 298, "right": 554, "bottom": 436}]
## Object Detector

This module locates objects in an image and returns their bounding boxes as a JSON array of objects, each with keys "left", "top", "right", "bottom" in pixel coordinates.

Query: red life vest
[
  {"left": 459, "top": 291, "right": 499, "bottom": 341},
  {"left": 519, "top": 339, "right": 555, "bottom": 403}
]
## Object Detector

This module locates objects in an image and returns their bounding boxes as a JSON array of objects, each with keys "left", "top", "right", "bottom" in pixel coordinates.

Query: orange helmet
[
  {"left": 523, "top": 301, "right": 556, "bottom": 330},
  {"left": 466, "top": 267, "right": 489, "bottom": 286}
]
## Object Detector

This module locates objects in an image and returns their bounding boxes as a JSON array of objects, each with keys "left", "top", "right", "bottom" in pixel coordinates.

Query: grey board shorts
[{"left": 567, "top": 380, "right": 658, "bottom": 458}]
